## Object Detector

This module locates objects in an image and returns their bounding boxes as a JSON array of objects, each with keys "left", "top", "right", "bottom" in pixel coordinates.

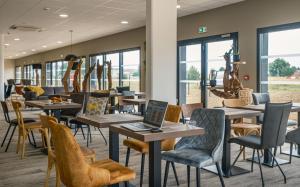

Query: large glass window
[
  {"left": 23, "top": 64, "right": 41, "bottom": 85},
  {"left": 89, "top": 48, "right": 141, "bottom": 91},
  {"left": 258, "top": 23, "right": 300, "bottom": 106},
  {"left": 15, "top": 66, "right": 22, "bottom": 84}
]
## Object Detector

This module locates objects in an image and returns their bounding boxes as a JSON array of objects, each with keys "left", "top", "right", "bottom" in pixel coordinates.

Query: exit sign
[{"left": 198, "top": 26, "right": 207, "bottom": 33}]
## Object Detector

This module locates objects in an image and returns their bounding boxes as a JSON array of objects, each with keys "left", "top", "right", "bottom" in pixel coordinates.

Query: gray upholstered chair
[
  {"left": 286, "top": 128, "right": 300, "bottom": 163},
  {"left": 229, "top": 102, "right": 292, "bottom": 186},
  {"left": 162, "top": 108, "right": 225, "bottom": 187},
  {"left": 252, "top": 93, "right": 297, "bottom": 126}
]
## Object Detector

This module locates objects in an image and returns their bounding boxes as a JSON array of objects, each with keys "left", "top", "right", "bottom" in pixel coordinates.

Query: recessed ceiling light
[
  {"left": 15, "top": 54, "right": 19, "bottom": 56},
  {"left": 57, "top": 41, "right": 63, "bottom": 44},
  {"left": 4, "top": 43, "right": 9, "bottom": 46},
  {"left": 14, "top": 38, "right": 20, "bottom": 41},
  {"left": 59, "top": 14, "right": 69, "bottom": 18},
  {"left": 121, "top": 21, "right": 129, "bottom": 24},
  {"left": 22, "top": 52, "right": 27, "bottom": 54},
  {"left": 31, "top": 49, "right": 36, "bottom": 52},
  {"left": 43, "top": 7, "right": 50, "bottom": 11},
  {"left": 176, "top": 4, "right": 181, "bottom": 9},
  {"left": 42, "top": 45, "right": 47, "bottom": 48}
]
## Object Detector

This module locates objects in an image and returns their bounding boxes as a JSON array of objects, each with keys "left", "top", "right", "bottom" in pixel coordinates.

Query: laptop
[{"left": 122, "top": 100, "right": 168, "bottom": 132}]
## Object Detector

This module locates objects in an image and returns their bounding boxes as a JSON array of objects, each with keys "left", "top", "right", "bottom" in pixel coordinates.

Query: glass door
[{"left": 178, "top": 33, "right": 238, "bottom": 107}]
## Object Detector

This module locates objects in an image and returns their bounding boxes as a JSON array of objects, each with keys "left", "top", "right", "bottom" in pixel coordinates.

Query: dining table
[
  {"left": 109, "top": 122, "right": 205, "bottom": 187},
  {"left": 230, "top": 103, "right": 300, "bottom": 165},
  {"left": 123, "top": 98, "right": 147, "bottom": 116}
]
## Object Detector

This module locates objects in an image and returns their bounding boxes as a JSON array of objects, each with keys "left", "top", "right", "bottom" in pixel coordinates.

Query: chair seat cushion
[
  {"left": 162, "top": 148, "right": 213, "bottom": 168},
  {"left": 286, "top": 128, "right": 300, "bottom": 144},
  {"left": 123, "top": 139, "right": 149, "bottom": 153},
  {"left": 11, "top": 118, "right": 36, "bottom": 125},
  {"left": 229, "top": 135, "right": 262, "bottom": 149},
  {"left": 287, "top": 119, "right": 297, "bottom": 126},
  {"left": 123, "top": 138, "right": 175, "bottom": 153},
  {"left": 92, "top": 159, "right": 135, "bottom": 185}
]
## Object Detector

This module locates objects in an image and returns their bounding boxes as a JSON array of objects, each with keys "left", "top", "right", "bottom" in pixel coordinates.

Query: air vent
[{"left": 9, "top": 25, "right": 43, "bottom": 32}]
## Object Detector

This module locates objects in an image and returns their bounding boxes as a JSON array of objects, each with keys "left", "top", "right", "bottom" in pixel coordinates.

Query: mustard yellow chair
[
  {"left": 123, "top": 104, "right": 182, "bottom": 186},
  {"left": 48, "top": 120, "right": 135, "bottom": 187},
  {"left": 11, "top": 100, "right": 44, "bottom": 159},
  {"left": 40, "top": 115, "right": 97, "bottom": 187}
]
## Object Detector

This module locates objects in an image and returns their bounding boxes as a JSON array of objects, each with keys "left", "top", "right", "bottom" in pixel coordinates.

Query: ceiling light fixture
[
  {"left": 121, "top": 21, "right": 129, "bottom": 24},
  {"left": 176, "top": 4, "right": 181, "bottom": 9},
  {"left": 42, "top": 45, "right": 47, "bottom": 48},
  {"left": 22, "top": 52, "right": 27, "bottom": 54},
  {"left": 14, "top": 38, "right": 20, "bottom": 41},
  {"left": 31, "top": 49, "right": 36, "bottom": 52},
  {"left": 64, "top": 30, "right": 78, "bottom": 62},
  {"left": 4, "top": 43, "right": 9, "bottom": 46},
  {"left": 15, "top": 54, "right": 19, "bottom": 56},
  {"left": 59, "top": 14, "right": 69, "bottom": 18},
  {"left": 57, "top": 41, "right": 63, "bottom": 44}
]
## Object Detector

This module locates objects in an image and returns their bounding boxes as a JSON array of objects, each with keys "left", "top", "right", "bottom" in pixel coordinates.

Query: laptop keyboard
[{"left": 130, "top": 123, "right": 152, "bottom": 129}]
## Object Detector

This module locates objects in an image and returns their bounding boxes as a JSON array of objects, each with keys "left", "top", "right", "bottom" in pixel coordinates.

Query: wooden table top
[
  {"left": 75, "top": 114, "right": 143, "bottom": 128},
  {"left": 123, "top": 98, "right": 147, "bottom": 105},
  {"left": 230, "top": 103, "right": 300, "bottom": 113},
  {"left": 110, "top": 122, "right": 205, "bottom": 142},
  {"left": 25, "top": 100, "right": 82, "bottom": 110},
  {"left": 219, "top": 107, "right": 262, "bottom": 120}
]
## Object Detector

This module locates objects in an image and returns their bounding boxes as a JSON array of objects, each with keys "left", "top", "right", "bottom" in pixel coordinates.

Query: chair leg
[
  {"left": 289, "top": 143, "right": 293, "bottom": 163},
  {"left": 16, "top": 132, "right": 21, "bottom": 154},
  {"left": 171, "top": 162, "right": 179, "bottom": 186},
  {"left": 267, "top": 149, "right": 287, "bottom": 184},
  {"left": 44, "top": 157, "right": 54, "bottom": 187},
  {"left": 80, "top": 126, "right": 86, "bottom": 140},
  {"left": 21, "top": 135, "right": 27, "bottom": 159},
  {"left": 163, "top": 161, "right": 170, "bottom": 187},
  {"left": 229, "top": 146, "right": 245, "bottom": 175},
  {"left": 98, "top": 128, "right": 107, "bottom": 145},
  {"left": 1, "top": 124, "right": 12, "bottom": 147},
  {"left": 272, "top": 147, "right": 277, "bottom": 167},
  {"left": 55, "top": 164, "right": 61, "bottom": 187},
  {"left": 87, "top": 126, "right": 90, "bottom": 147},
  {"left": 216, "top": 162, "right": 225, "bottom": 187},
  {"left": 124, "top": 181, "right": 129, "bottom": 187},
  {"left": 187, "top": 165, "right": 190, "bottom": 187},
  {"left": 196, "top": 167, "right": 201, "bottom": 187},
  {"left": 74, "top": 127, "right": 79, "bottom": 136},
  {"left": 251, "top": 149, "right": 255, "bottom": 172},
  {"left": 30, "top": 130, "right": 37, "bottom": 147},
  {"left": 125, "top": 148, "right": 131, "bottom": 167},
  {"left": 140, "top": 154, "right": 145, "bottom": 187},
  {"left": 256, "top": 149, "right": 264, "bottom": 187},
  {"left": 5, "top": 125, "right": 17, "bottom": 152}
]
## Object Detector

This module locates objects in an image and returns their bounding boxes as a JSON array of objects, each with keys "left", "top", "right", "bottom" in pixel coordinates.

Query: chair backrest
[
  {"left": 116, "top": 86, "right": 130, "bottom": 93},
  {"left": 85, "top": 96, "right": 109, "bottom": 115},
  {"left": 252, "top": 93, "right": 270, "bottom": 105},
  {"left": 60, "top": 93, "right": 85, "bottom": 116},
  {"left": 181, "top": 103, "right": 203, "bottom": 119},
  {"left": 175, "top": 108, "right": 225, "bottom": 161},
  {"left": 164, "top": 105, "right": 182, "bottom": 123},
  {"left": 40, "top": 114, "right": 57, "bottom": 158},
  {"left": 1, "top": 101, "right": 11, "bottom": 123},
  {"left": 49, "top": 121, "right": 110, "bottom": 186},
  {"left": 261, "top": 102, "right": 292, "bottom": 148},
  {"left": 11, "top": 101, "right": 25, "bottom": 131},
  {"left": 5, "top": 84, "right": 13, "bottom": 99}
]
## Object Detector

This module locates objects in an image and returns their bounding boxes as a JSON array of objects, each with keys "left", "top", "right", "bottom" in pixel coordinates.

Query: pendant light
[{"left": 64, "top": 30, "right": 78, "bottom": 62}]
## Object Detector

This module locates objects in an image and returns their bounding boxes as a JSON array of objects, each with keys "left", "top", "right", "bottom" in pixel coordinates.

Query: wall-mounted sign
[{"left": 198, "top": 26, "right": 207, "bottom": 33}]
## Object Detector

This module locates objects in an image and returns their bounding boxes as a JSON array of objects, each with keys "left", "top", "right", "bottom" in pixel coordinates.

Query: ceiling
[{"left": 0, "top": 0, "right": 244, "bottom": 59}]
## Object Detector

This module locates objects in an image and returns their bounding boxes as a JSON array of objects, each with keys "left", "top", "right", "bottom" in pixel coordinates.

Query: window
[
  {"left": 23, "top": 65, "right": 41, "bottom": 85},
  {"left": 258, "top": 23, "right": 300, "bottom": 106},
  {"left": 89, "top": 48, "right": 141, "bottom": 91},
  {"left": 15, "top": 66, "right": 22, "bottom": 84}
]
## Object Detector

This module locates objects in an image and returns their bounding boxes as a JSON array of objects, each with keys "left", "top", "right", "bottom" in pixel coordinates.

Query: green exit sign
[{"left": 198, "top": 26, "right": 207, "bottom": 33}]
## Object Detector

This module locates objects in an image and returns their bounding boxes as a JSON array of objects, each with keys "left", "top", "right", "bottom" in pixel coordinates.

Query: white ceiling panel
[{"left": 0, "top": 0, "right": 244, "bottom": 59}]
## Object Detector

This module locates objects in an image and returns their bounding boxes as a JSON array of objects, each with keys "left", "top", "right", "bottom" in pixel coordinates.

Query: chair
[
  {"left": 40, "top": 114, "right": 96, "bottom": 187},
  {"left": 11, "top": 100, "right": 44, "bottom": 159},
  {"left": 118, "top": 95, "right": 135, "bottom": 113},
  {"left": 223, "top": 99, "right": 261, "bottom": 159},
  {"left": 252, "top": 93, "right": 297, "bottom": 126},
  {"left": 49, "top": 120, "right": 135, "bottom": 187},
  {"left": 116, "top": 86, "right": 130, "bottom": 93},
  {"left": 181, "top": 103, "right": 203, "bottom": 123},
  {"left": 1, "top": 101, "right": 37, "bottom": 152},
  {"left": 285, "top": 127, "right": 300, "bottom": 163},
  {"left": 123, "top": 105, "right": 182, "bottom": 187},
  {"left": 162, "top": 108, "right": 225, "bottom": 187},
  {"left": 229, "top": 102, "right": 292, "bottom": 186}
]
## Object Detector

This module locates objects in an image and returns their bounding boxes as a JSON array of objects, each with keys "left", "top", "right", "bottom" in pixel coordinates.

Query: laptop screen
[{"left": 143, "top": 100, "right": 168, "bottom": 127}]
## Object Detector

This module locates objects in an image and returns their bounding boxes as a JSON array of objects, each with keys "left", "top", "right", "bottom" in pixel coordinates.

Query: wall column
[
  {"left": 0, "top": 34, "right": 4, "bottom": 100},
  {"left": 146, "top": 0, "right": 177, "bottom": 104}
]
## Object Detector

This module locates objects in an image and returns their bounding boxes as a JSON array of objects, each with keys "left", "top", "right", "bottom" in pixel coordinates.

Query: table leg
[
  {"left": 110, "top": 97, "right": 116, "bottom": 114},
  {"left": 140, "top": 104, "right": 145, "bottom": 116},
  {"left": 149, "top": 141, "right": 161, "bottom": 187},
  {"left": 298, "top": 111, "right": 300, "bottom": 155},
  {"left": 109, "top": 130, "right": 119, "bottom": 187}
]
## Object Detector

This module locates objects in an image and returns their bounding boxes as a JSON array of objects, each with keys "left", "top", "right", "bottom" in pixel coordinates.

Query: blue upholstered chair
[{"left": 162, "top": 108, "right": 225, "bottom": 187}]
